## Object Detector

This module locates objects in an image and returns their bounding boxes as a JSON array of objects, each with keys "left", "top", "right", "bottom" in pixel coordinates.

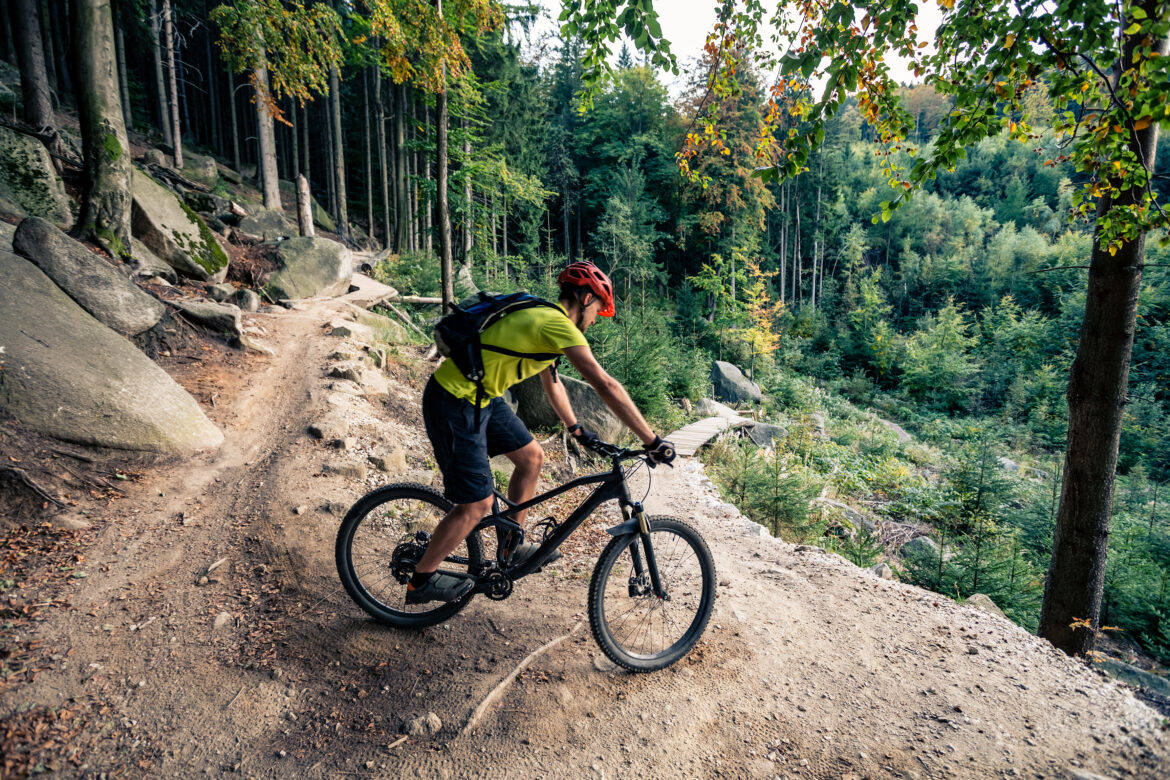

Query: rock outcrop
[
  {"left": 12, "top": 217, "right": 165, "bottom": 336},
  {"left": 511, "top": 373, "right": 623, "bottom": 442},
  {"left": 745, "top": 422, "right": 787, "bottom": 447},
  {"left": 236, "top": 208, "right": 296, "bottom": 242},
  {"left": 262, "top": 237, "right": 353, "bottom": 301},
  {"left": 0, "top": 251, "right": 222, "bottom": 453},
  {"left": 128, "top": 238, "right": 178, "bottom": 284},
  {"left": 0, "top": 126, "right": 73, "bottom": 228},
  {"left": 175, "top": 301, "right": 243, "bottom": 340},
  {"left": 711, "top": 360, "right": 762, "bottom": 404},
  {"left": 131, "top": 169, "right": 229, "bottom": 281}
]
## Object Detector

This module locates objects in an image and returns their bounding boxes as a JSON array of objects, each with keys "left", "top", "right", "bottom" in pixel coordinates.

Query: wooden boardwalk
[{"left": 667, "top": 413, "right": 753, "bottom": 457}]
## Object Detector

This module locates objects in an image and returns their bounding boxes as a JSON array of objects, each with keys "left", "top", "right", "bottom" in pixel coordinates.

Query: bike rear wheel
[
  {"left": 588, "top": 517, "right": 716, "bottom": 672},
  {"left": 336, "top": 483, "right": 483, "bottom": 629}
]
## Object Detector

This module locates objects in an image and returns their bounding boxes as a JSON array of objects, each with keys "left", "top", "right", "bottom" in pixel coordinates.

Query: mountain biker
[{"left": 409, "top": 261, "right": 676, "bottom": 604}]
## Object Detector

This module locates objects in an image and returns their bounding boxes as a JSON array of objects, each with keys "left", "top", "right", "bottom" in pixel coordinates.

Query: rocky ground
[{"left": 2, "top": 283, "right": 1168, "bottom": 780}]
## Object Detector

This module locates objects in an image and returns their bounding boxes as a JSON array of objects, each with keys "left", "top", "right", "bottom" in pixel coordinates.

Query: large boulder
[
  {"left": 511, "top": 374, "right": 623, "bottom": 442},
  {"left": 278, "top": 180, "right": 336, "bottom": 233},
  {"left": 900, "top": 535, "right": 940, "bottom": 561},
  {"left": 454, "top": 264, "right": 479, "bottom": 299},
  {"left": 711, "top": 360, "right": 762, "bottom": 404},
  {"left": 236, "top": 208, "right": 296, "bottom": 242},
  {"left": 0, "top": 126, "right": 73, "bottom": 229},
  {"left": 131, "top": 169, "right": 229, "bottom": 281},
  {"left": 695, "top": 397, "right": 744, "bottom": 420},
  {"left": 262, "top": 237, "right": 353, "bottom": 301},
  {"left": 1094, "top": 657, "right": 1170, "bottom": 700},
  {"left": 0, "top": 251, "right": 223, "bottom": 453},
  {"left": 175, "top": 300, "right": 243, "bottom": 340},
  {"left": 128, "top": 238, "right": 178, "bottom": 284},
  {"left": 745, "top": 422, "right": 787, "bottom": 447},
  {"left": 964, "top": 593, "right": 1007, "bottom": 619},
  {"left": 182, "top": 150, "right": 219, "bottom": 182},
  {"left": 12, "top": 217, "right": 164, "bottom": 336}
]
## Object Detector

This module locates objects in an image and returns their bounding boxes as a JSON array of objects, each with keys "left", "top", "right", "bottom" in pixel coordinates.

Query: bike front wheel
[
  {"left": 588, "top": 517, "right": 716, "bottom": 672},
  {"left": 336, "top": 483, "right": 484, "bottom": 629}
]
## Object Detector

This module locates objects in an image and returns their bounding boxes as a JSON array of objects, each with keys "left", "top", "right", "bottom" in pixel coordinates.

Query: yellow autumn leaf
[{"left": 1004, "top": 34, "right": 1015, "bottom": 48}]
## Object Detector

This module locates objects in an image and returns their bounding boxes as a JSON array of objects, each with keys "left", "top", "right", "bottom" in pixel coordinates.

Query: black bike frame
[{"left": 472, "top": 459, "right": 635, "bottom": 581}]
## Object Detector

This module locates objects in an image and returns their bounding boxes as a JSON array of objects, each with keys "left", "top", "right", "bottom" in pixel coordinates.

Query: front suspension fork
[{"left": 625, "top": 503, "right": 666, "bottom": 599}]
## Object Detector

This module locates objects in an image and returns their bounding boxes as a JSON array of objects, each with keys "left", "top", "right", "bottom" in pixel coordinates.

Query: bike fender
[{"left": 605, "top": 519, "right": 640, "bottom": 536}]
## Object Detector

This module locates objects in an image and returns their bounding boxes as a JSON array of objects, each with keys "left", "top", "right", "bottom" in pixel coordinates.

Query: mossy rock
[
  {"left": 130, "top": 169, "right": 229, "bottom": 281},
  {"left": 0, "top": 127, "right": 73, "bottom": 228}
]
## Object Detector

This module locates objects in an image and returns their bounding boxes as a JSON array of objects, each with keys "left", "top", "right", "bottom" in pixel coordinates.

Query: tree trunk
[
  {"left": 229, "top": 72, "right": 241, "bottom": 174},
  {"left": 363, "top": 68, "right": 374, "bottom": 242},
  {"left": 73, "top": 0, "right": 131, "bottom": 255},
  {"left": 162, "top": 0, "right": 181, "bottom": 165},
  {"left": 375, "top": 68, "right": 391, "bottom": 250},
  {"left": 50, "top": 0, "right": 72, "bottom": 102},
  {"left": 148, "top": 0, "right": 169, "bottom": 146},
  {"left": 463, "top": 118, "right": 472, "bottom": 260},
  {"left": 778, "top": 183, "right": 787, "bottom": 304},
  {"left": 296, "top": 173, "right": 314, "bottom": 237},
  {"left": 254, "top": 64, "right": 281, "bottom": 210},
  {"left": 437, "top": 53, "right": 453, "bottom": 309},
  {"left": 562, "top": 188, "right": 570, "bottom": 259},
  {"left": 424, "top": 103, "right": 433, "bottom": 255},
  {"left": 2, "top": 3, "right": 15, "bottom": 66},
  {"left": 113, "top": 3, "right": 132, "bottom": 130},
  {"left": 12, "top": 0, "right": 54, "bottom": 129},
  {"left": 395, "top": 82, "right": 408, "bottom": 252},
  {"left": 1038, "top": 14, "right": 1166, "bottom": 656},
  {"left": 289, "top": 98, "right": 299, "bottom": 182},
  {"left": 206, "top": 35, "right": 221, "bottom": 154},
  {"left": 325, "top": 99, "right": 336, "bottom": 217},
  {"left": 39, "top": 0, "right": 58, "bottom": 98},
  {"left": 304, "top": 103, "right": 313, "bottom": 189},
  {"left": 330, "top": 64, "right": 349, "bottom": 241}
]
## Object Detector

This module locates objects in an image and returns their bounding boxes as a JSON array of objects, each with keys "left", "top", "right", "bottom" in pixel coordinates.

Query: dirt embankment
[{"left": 2, "top": 287, "right": 1167, "bottom": 779}]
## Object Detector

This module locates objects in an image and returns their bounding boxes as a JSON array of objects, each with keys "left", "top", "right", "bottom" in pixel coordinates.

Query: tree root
[{"left": 459, "top": 621, "right": 582, "bottom": 738}]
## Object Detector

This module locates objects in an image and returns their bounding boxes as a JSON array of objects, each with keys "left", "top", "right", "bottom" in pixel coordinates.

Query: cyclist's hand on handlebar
[
  {"left": 571, "top": 425, "right": 601, "bottom": 449},
  {"left": 644, "top": 436, "right": 677, "bottom": 467}
]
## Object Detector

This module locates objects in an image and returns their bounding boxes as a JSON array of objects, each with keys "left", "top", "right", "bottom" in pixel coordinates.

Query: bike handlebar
[
  {"left": 581, "top": 437, "right": 675, "bottom": 468},
  {"left": 582, "top": 438, "right": 640, "bottom": 460}
]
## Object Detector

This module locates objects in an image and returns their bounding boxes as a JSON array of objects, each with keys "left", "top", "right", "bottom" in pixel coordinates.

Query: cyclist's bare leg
[
  {"left": 414, "top": 495, "right": 493, "bottom": 574},
  {"left": 503, "top": 440, "right": 543, "bottom": 527}
]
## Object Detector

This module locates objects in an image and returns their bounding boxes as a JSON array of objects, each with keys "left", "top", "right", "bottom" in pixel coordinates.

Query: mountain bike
[{"left": 335, "top": 440, "right": 716, "bottom": 672}]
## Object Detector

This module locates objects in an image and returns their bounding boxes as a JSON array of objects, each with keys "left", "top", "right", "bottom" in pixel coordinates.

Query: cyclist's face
[{"left": 577, "top": 296, "right": 603, "bottom": 331}]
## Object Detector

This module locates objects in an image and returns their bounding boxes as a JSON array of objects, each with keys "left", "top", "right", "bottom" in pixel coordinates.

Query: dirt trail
[{"left": 4, "top": 287, "right": 1168, "bottom": 779}]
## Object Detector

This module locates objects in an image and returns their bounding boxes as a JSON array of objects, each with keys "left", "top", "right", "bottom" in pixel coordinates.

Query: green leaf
[
  {"left": 1125, "top": 22, "right": 1141, "bottom": 35},
  {"left": 801, "top": 53, "right": 817, "bottom": 79}
]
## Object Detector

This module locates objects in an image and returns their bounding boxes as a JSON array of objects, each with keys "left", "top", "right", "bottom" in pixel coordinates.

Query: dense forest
[{"left": 2, "top": 1, "right": 1168, "bottom": 663}]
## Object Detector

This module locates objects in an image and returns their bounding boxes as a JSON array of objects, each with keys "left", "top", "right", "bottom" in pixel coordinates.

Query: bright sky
[{"left": 524, "top": 1, "right": 943, "bottom": 98}]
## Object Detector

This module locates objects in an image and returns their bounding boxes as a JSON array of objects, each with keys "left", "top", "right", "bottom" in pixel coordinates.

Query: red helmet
[{"left": 557, "top": 262, "right": 615, "bottom": 317}]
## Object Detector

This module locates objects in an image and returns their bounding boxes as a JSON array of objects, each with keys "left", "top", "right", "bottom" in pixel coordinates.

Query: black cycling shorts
[{"left": 422, "top": 376, "right": 534, "bottom": 505}]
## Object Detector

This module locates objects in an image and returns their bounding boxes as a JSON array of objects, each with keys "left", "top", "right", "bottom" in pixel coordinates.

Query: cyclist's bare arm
[
  {"left": 540, "top": 367, "right": 578, "bottom": 429},
  {"left": 558, "top": 345, "right": 656, "bottom": 445}
]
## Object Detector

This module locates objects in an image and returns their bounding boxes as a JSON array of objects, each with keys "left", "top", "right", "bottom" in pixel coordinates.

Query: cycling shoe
[{"left": 405, "top": 572, "right": 474, "bottom": 604}]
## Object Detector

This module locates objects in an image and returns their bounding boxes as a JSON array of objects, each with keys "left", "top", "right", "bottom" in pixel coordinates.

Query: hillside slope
[{"left": 2, "top": 284, "right": 1166, "bottom": 779}]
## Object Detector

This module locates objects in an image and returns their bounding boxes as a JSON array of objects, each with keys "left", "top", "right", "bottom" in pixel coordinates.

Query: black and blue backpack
[{"left": 434, "top": 291, "right": 564, "bottom": 416}]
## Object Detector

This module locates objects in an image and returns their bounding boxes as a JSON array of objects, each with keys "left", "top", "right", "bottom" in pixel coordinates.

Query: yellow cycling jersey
[{"left": 434, "top": 303, "right": 588, "bottom": 406}]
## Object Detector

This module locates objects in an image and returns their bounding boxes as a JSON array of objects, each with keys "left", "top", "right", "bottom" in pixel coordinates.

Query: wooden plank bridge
[{"left": 666, "top": 412, "right": 754, "bottom": 457}]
